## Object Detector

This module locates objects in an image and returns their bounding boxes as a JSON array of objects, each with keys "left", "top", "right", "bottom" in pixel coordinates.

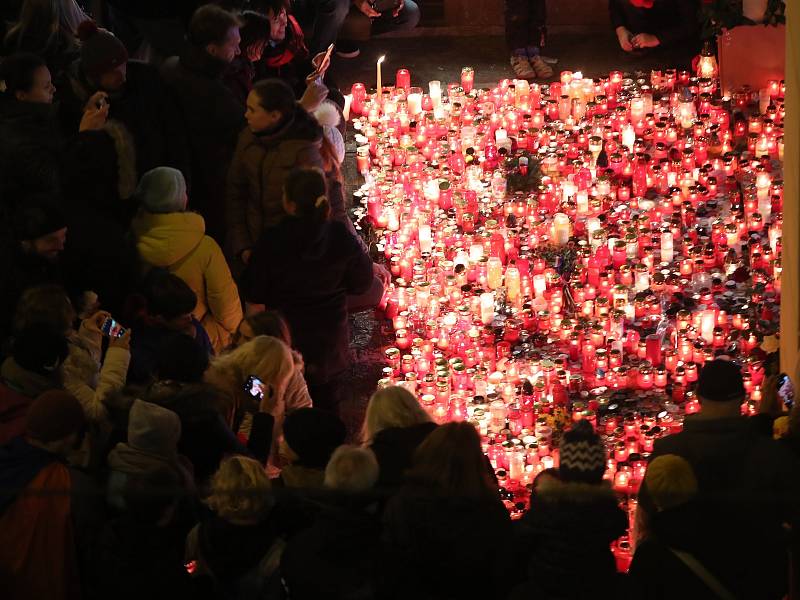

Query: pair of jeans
[{"left": 505, "top": 0, "right": 546, "bottom": 52}]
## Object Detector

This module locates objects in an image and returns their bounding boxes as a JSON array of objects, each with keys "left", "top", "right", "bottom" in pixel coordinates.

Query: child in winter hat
[
  {"left": 558, "top": 419, "right": 607, "bottom": 484},
  {"left": 136, "top": 167, "right": 188, "bottom": 214},
  {"left": 312, "top": 101, "right": 345, "bottom": 164}
]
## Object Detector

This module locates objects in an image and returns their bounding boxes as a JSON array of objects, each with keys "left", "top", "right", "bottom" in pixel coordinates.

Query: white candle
[
  {"left": 343, "top": 94, "right": 353, "bottom": 121},
  {"left": 407, "top": 92, "right": 422, "bottom": 115},
  {"left": 622, "top": 123, "right": 636, "bottom": 150},
  {"left": 418, "top": 224, "right": 432, "bottom": 254},
  {"left": 630, "top": 97, "right": 645, "bottom": 123},
  {"left": 576, "top": 190, "right": 589, "bottom": 214},
  {"left": 700, "top": 307, "right": 716, "bottom": 344},
  {"left": 553, "top": 213, "right": 571, "bottom": 245},
  {"left": 376, "top": 55, "right": 385, "bottom": 95},
  {"left": 660, "top": 231, "right": 674, "bottom": 263},
  {"left": 533, "top": 274, "right": 547, "bottom": 298},
  {"left": 429, "top": 80, "right": 442, "bottom": 108},
  {"left": 480, "top": 292, "right": 495, "bottom": 325},
  {"left": 495, "top": 128, "right": 508, "bottom": 144}
]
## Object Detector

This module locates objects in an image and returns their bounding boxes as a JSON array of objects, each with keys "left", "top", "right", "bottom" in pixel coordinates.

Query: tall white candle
[
  {"left": 429, "top": 80, "right": 442, "bottom": 108},
  {"left": 376, "top": 55, "right": 385, "bottom": 95},
  {"left": 407, "top": 92, "right": 422, "bottom": 115}
]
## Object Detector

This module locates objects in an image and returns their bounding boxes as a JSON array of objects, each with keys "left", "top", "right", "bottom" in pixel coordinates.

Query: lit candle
[
  {"left": 376, "top": 55, "right": 385, "bottom": 96},
  {"left": 396, "top": 68, "right": 410, "bottom": 91},
  {"left": 553, "top": 213, "right": 571, "bottom": 245},
  {"left": 429, "top": 80, "right": 442, "bottom": 108}
]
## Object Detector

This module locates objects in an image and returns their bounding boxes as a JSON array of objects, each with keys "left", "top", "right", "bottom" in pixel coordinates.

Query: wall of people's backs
[{"left": 434, "top": 0, "right": 610, "bottom": 30}]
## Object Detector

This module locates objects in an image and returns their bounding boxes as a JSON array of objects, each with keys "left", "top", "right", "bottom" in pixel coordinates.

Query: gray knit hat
[
  {"left": 558, "top": 419, "right": 607, "bottom": 484},
  {"left": 136, "top": 167, "right": 188, "bottom": 213}
]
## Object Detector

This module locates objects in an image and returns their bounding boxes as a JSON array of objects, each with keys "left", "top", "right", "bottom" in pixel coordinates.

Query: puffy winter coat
[
  {"left": 226, "top": 105, "right": 323, "bottom": 259},
  {"left": 132, "top": 211, "right": 242, "bottom": 352}
]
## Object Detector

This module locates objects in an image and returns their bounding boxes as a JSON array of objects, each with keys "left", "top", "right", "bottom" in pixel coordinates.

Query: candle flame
[{"left": 377, "top": 55, "right": 385, "bottom": 65}]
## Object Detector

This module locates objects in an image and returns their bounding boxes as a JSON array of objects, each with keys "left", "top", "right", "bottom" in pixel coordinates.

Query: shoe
[
  {"left": 336, "top": 41, "right": 360, "bottom": 59},
  {"left": 530, "top": 54, "right": 554, "bottom": 80},
  {"left": 539, "top": 54, "right": 558, "bottom": 65},
  {"left": 510, "top": 55, "right": 536, "bottom": 79}
]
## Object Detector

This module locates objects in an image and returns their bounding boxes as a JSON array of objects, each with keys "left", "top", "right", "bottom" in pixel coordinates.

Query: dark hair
[
  {"left": 14, "top": 284, "right": 75, "bottom": 334},
  {"left": 252, "top": 78, "right": 295, "bottom": 117},
  {"left": 245, "top": 310, "right": 292, "bottom": 346},
  {"left": 0, "top": 52, "right": 47, "bottom": 96},
  {"left": 284, "top": 167, "right": 330, "bottom": 223},
  {"left": 249, "top": 0, "right": 289, "bottom": 16},
  {"left": 407, "top": 421, "right": 498, "bottom": 500},
  {"left": 156, "top": 333, "right": 209, "bottom": 383},
  {"left": 238, "top": 10, "right": 269, "bottom": 58},
  {"left": 12, "top": 198, "right": 66, "bottom": 241},
  {"left": 4, "top": 0, "right": 71, "bottom": 55},
  {"left": 188, "top": 4, "right": 241, "bottom": 47},
  {"left": 12, "top": 323, "right": 69, "bottom": 377},
  {"left": 142, "top": 268, "right": 198, "bottom": 320}
]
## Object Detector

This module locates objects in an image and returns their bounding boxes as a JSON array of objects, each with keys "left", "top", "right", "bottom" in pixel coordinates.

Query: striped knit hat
[{"left": 559, "top": 419, "right": 607, "bottom": 484}]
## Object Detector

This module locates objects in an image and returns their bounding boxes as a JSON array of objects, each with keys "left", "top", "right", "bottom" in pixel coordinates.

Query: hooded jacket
[
  {"left": 242, "top": 218, "right": 373, "bottom": 384},
  {"left": 107, "top": 400, "right": 194, "bottom": 509},
  {"left": 226, "top": 105, "right": 324, "bottom": 258},
  {"left": 132, "top": 210, "right": 242, "bottom": 352}
]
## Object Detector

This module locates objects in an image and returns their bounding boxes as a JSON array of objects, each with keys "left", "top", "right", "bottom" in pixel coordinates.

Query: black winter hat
[
  {"left": 12, "top": 324, "right": 69, "bottom": 376},
  {"left": 13, "top": 201, "right": 67, "bottom": 241},
  {"left": 283, "top": 408, "right": 346, "bottom": 469},
  {"left": 558, "top": 419, "right": 607, "bottom": 484},
  {"left": 77, "top": 20, "right": 128, "bottom": 78},
  {"left": 697, "top": 359, "right": 746, "bottom": 402}
]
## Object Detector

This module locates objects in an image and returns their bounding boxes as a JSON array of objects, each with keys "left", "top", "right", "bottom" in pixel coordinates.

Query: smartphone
[
  {"left": 96, "top": 96, "right": 108, "bottom": 109},
  {"left": 777, "top": 373, "right": 794, "bottom": 409},
  {"left": 244, "top": 375, "right": 264, "bottom": 400},
  {"left": 101, "top": 317, "right": 126, "bottom": 338},
  {"left": 314, "top": 43, "right": 335, "bottom": 77}
]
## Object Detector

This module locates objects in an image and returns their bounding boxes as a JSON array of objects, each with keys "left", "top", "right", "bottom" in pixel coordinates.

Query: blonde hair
[
  {"left": 206, "top": 455, "right": 272, "bottom": 522},
  {"left": 324, "top": 445, "right": 379, "bottom": 492},
  {"left": 644, "top": 454, "right": 698, "bottom": 511},
  {"left": 205, "top": 335, "right": 294, "bottom": 414},
  {"left": 362, "top": 385, "right": 432, "bottom": 442}
]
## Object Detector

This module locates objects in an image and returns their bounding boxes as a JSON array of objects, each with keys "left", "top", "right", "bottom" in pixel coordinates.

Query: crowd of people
[{"left": 0, "top": 0, "right": 797, "bottom": 599}]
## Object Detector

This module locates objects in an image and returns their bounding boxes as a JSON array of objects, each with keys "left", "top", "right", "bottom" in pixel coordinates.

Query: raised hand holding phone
[{"left": 311, "top": 43, "right": 335, "bottom": 80}]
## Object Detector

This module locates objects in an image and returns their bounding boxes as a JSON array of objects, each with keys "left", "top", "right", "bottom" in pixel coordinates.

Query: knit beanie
[
  {"left": 313, "top": 101, "right": 345, "bottom": 164},
  {"left": 136, "top": 167, "right": 188, "bottom": 214},
  {"left": 645, "top": 454, "right": 698, "bottom": 511},
  {"left": 127, "top": 399, "right": 182, "bottom": 457},
  {"left": 26, "top": 391, "right": 86, "bottom": 443},
  {"left": 697, "top": 359, "right": 745, "bottom": 402},
  {"left": 558, "top": 419, "right": 607, "bottom": 484},
  {"left": 77, "top": 20, "right": 128, "bottom": 79},
  {"left": 13, "top": 201, "right": 67, "bottom": 241},
  {"left": 283, "top": 407, "right": 346, "bottom": 469}
]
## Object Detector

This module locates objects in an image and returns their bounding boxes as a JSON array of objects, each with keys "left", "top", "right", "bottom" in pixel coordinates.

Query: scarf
[{"left": 262, "top": 15, "right": 307, "bottom": 69}]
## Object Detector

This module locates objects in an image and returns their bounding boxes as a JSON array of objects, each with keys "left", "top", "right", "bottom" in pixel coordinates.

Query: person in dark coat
[
  {"left": 0, "top": 391, "right": 90, "bottom": 600},
  {"left": 629, "top": 455, "right": 727, "bottom": 600},
  {"left": 187, "top": 455, "right": 282, "bottom": 598},
  {"left": 1, "top": 0, "right": 82, "bottom": 80},
  {"left": 90, "top": 465, "right": 205, "bottom": 600},
  {"left": 0, "top": 201, "right": 68, "bottom": 343},
  {"left": 226, "top": 78, "right": 324, "bottom": 262},
  {"left": 281, "top": 446, "right": 382, "bottom": 600},
  {"left": 55, "top": 20, "right": 190, "bottom": 181},
  {"left": 126, "top": 269, "right": 214, "bottom": 385},
  {"left": 242, "top": 167, "right": 373, "bottom": 411},
  {"left": 160, "top": 4, "right": 246, "bottom": 244},
  {"left": 511, "top": 419, "right": 629, "bottom": 600},
  {"left": 362, "top": 385, "right": 437, "bottom": 489},
  {"left": 610, "top": 0, "right": 701, "bottom": 65},
  {"left": 224, "top": 5, "right": 336, "bottom": 111},
  {"left": 382, "top": 422, "right": 514, "bottom": 600},
  {"left": 641, "top": 360, "right": 799, "bottom": 600},
  {"left": 0, "top": 326, "right": 68, "bottom": 446}
]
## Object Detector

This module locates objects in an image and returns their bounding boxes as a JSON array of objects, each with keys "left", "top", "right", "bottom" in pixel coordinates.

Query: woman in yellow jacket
[{"left": 131, "top": 167, "right": 243, "bottom": 352}]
